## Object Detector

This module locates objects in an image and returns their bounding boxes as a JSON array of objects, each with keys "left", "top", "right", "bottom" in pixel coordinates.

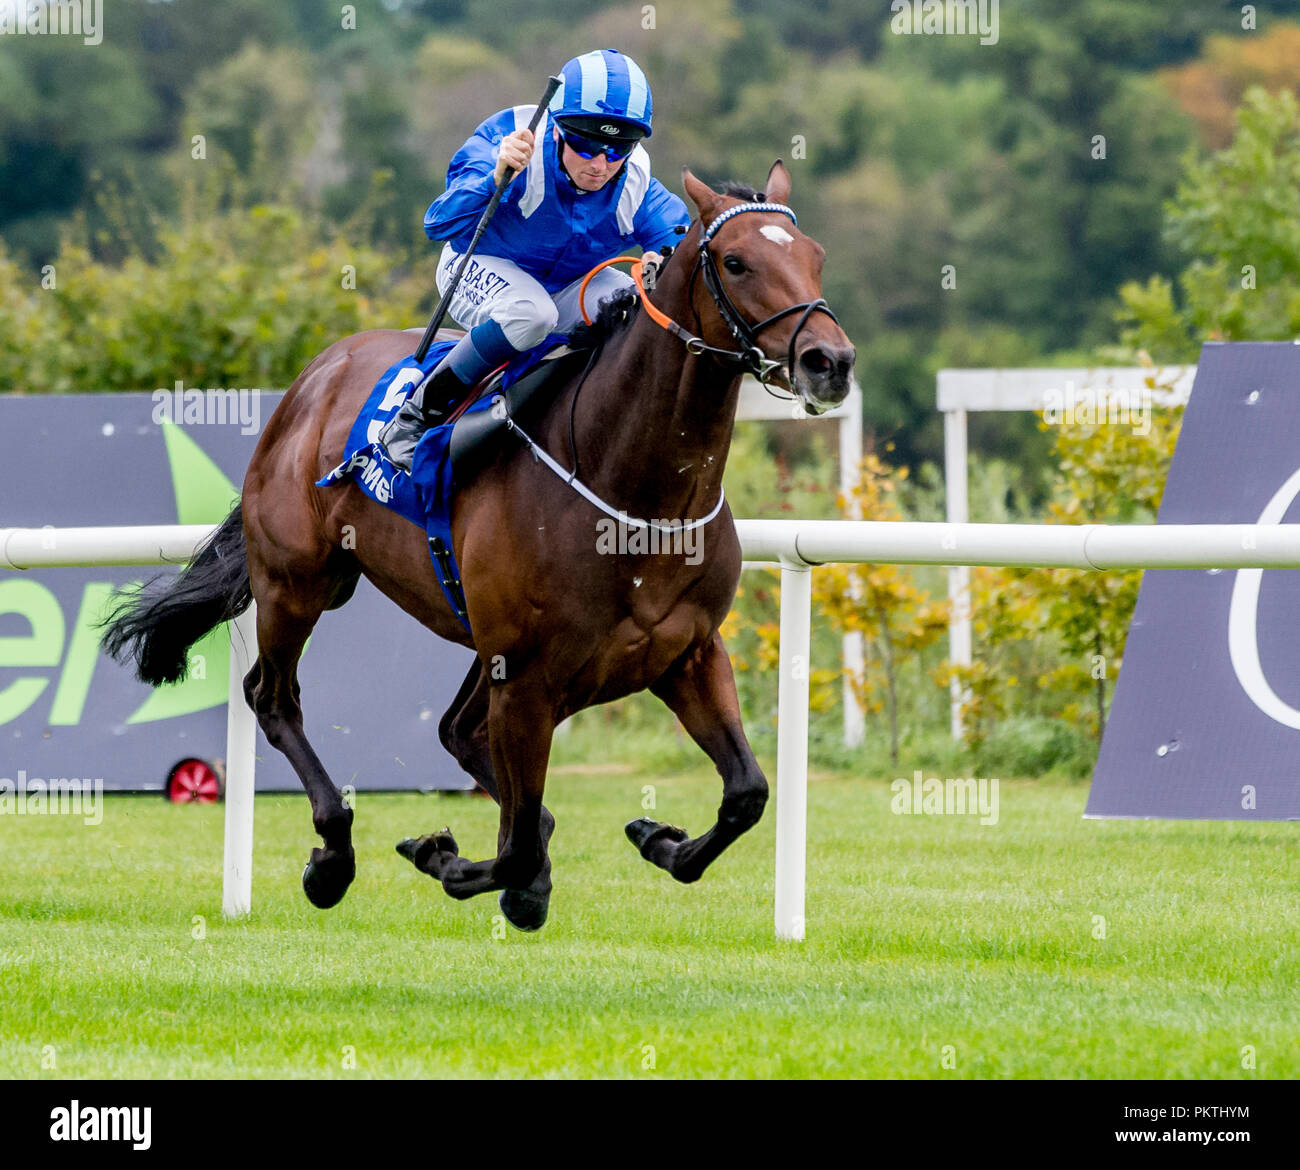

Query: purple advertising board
[
  {"left": 1088, "top": 342, "right": 1300, "bottom": 821},
  {"left": 0, "top": 392, "right": 477, "bottom": 793}
]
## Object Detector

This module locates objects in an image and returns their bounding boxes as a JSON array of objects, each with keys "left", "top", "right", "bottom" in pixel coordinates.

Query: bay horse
[{"left": 101, "top": 162, "right": 855, "bottom": 931}]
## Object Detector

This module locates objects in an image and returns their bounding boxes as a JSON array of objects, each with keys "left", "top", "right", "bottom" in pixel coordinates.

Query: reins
[
  {"left": 576, "top": 202, "right": 841, "bottom": 391},
  {"left": 501, "top": 412, "right": 729, "bottom": 535}
]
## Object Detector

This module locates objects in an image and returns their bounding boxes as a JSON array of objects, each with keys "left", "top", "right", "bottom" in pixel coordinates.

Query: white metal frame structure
[
  {"left": 7, "top": 515, "right": 1298, "bottom": 940},
  {"left": 937, "top": 367, "right": 1196, "bottom": 737}
]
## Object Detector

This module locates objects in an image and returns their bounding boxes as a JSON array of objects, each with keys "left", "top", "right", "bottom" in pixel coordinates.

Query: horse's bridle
[{"left": 683, "top": 201, "right": 840, "bottom": 388}]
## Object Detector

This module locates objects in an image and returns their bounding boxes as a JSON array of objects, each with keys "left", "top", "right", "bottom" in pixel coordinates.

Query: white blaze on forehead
[{"left": 760, "top": 224, "right": 795, "bottom": 247}]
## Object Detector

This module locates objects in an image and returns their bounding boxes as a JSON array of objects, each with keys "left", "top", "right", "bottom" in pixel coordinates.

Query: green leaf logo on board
[
  {"left": 126, "top": 423, "right": 242, "bottom": 724},
  {"left": 0, "top": 422, "right": 244, "bottom": 729}
]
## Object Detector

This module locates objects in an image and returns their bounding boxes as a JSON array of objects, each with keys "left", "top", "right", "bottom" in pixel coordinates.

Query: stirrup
[{"left": 377, "top": 366, "right": 464, "bottom": 472}]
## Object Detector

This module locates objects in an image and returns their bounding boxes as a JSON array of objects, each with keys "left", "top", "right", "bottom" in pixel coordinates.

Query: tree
[
  {"left": 1116, "top": 86, "right": 1300, "bottom": 360},
  {"left": 812, "top": 453, "right": 948, "bottom": 764},
  {"left": 0, "top": 36, "right": 157, "bottom": 257},
  {"left": 1159, "top": 22, "right": 1300, "bottom": 148},
  {"left": 181, "top": 44, "right": 320, "bottom": 203},
  {"left": 1012, "top": 381, "right": 1184, "bottom": 739},
  {"left": 0, "top": 166, "right": 432, "bottom": 393}
]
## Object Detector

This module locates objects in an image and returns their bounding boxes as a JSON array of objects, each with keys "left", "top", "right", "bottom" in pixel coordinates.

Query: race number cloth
[{"left": 317, "top": 336, "right": 564, "bottom": 631}]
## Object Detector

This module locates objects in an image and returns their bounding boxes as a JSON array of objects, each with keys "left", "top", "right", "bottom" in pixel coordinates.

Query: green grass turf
[{"left": 1, "top": 768, "right": 1297, "bottom": 1078}]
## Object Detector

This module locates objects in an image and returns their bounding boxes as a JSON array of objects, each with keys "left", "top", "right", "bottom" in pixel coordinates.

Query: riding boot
[
  {"left": 377, "top": 360, "right": 468, "bottom": 473},
  {"left": 379, "top": 320, "right": 522, "bottom": 473}
]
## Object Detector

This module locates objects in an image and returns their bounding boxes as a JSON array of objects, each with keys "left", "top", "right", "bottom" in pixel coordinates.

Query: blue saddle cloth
[{"left": 316, "top": 335, "right": 567, "bottom": 632}]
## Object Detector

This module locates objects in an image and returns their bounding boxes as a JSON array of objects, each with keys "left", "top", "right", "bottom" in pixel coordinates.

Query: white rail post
[
  {"left": 943, "top": 408, "right": 972, "bottom": 739},
  {"left": 839, "top": 388, "right": 866, "bottom": 748},
  {"left": 774, "top": 556, "right": 812, "bottom": 941},
  {"left": 222, "top": 603, "right": 258, "bottom": 918}
]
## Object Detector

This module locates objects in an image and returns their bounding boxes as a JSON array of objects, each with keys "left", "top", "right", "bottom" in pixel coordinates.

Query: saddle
[{"left": 448, "top": 344, "right": 593, "bottom": 482}]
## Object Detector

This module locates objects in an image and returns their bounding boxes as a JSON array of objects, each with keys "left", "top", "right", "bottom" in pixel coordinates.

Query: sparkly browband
[{"left": 700, "top": 202, "right": 798, "bottom": 245}]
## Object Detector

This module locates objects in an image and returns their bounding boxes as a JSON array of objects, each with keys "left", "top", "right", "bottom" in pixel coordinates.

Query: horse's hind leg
[
  {"left": 400, "top": 677, "right": 554, "bottom": 906},
  {"left": 244, "top": 580, "right": 356, "bottom": 908},
  {"left": 627, "top": 632, "right": 769, "bottom": 883},
  {"left": 397, "top": 660, "right": 555, "bottom": 931}
]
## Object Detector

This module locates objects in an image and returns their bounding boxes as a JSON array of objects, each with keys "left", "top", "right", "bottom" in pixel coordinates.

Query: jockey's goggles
[{"left": 557, "top": 126, "right": 635, "bottom": 163}]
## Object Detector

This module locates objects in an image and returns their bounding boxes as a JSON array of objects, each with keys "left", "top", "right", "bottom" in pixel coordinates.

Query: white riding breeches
[{"left": 435, "top": 242, "right": 635, "bottom": 350}]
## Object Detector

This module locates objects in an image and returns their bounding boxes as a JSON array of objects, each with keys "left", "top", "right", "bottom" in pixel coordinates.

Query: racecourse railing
[{"left": 6, "top": 519, "right": 1300, "bottom": 939}]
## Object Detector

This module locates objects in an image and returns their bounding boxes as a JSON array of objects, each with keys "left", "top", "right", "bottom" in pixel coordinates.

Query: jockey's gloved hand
[{"left": 641, "top": 249, "right": 667, "bottom": 290}]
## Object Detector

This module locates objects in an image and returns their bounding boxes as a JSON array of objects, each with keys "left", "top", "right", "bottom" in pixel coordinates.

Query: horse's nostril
[{"left": 800, "top": 348, "right": 833, "bottom": 375}]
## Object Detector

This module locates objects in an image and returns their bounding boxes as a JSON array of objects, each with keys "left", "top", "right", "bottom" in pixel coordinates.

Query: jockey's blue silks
[{"left": 424, "top": 105, "right": 688, "bottom": 294}]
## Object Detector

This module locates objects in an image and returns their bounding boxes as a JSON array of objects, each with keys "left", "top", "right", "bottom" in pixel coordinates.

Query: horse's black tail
[{"left": 99, "top": 503, "right": 252, "bottom": 687}]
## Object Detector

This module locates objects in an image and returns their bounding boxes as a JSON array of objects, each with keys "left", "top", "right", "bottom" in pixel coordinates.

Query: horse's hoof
[
  {"left": 499, "top": 888, "right": 549, "bottom": 932},
  {"left": 624, "top": 818, "right": 689, "bottom": 857},
  {"left": 396, "top": 837, "right": 436, "bottom": 873},
  {"left": 302, "top": 846, "right": 355, "bottom": 909},
  {"left": 396, "top": 828, "right": 457, "bottom": 874}
]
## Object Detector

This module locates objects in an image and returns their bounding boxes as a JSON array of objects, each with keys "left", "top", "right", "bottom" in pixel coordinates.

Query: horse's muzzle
[{"left": 794, "top": 341, "right": 855, "bottom": 413}]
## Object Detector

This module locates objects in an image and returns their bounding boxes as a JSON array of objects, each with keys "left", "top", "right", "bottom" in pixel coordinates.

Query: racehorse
[{"left": 101, "top": 163, "right": 855, "bottom": 931}]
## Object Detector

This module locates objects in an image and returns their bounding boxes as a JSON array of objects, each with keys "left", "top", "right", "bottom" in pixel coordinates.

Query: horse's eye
[{"left": 723, "top": 255, "right": 747, "bottom": 275}]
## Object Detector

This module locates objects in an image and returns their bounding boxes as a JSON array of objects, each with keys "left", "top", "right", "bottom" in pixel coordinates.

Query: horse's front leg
[
  {"left": 404, "top": 678, "right": 555, "bottom": 906},
  {"left": 244, "top": 581, "right": 356, "bottom": 909},
  {"left": 627, "top": 631, "right": 769, "bottom": 883}
]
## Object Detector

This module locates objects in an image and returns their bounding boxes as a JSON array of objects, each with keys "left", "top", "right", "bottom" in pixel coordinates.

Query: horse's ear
[
  {"left": 764, "top": 159, "right": 791, "bottom": 206},
  {"left": 683, "top": 167, "right": 722, "bottom": 223}
]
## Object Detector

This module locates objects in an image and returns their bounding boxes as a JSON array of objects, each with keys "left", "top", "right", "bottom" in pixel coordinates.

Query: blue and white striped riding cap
[{"left": 549, "top": 49, "right": 654, "bottom": 137}]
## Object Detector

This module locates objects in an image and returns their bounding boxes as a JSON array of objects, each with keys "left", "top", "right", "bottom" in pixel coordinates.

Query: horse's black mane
[
  {"left": 565, "top": 179, "right": 764, "bottom": 352},
  {"left": 565, "top": 285, "right": 642, "bottom": 351},
  {"left": 717, "top": 180, "right": 765, "bottom": 201}
]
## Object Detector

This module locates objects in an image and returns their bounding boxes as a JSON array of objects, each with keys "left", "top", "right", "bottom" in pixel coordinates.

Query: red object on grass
[{"left": 165, "top": 758, "right": 223, "bottom": 804}]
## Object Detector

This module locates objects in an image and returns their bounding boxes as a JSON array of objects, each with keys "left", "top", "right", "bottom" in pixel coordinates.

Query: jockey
[{"left": 379, "top": 47, "right": 691, "bottom": 471}]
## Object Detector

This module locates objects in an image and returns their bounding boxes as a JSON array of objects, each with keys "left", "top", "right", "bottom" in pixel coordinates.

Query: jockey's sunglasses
[{"left": 557, "top": 126, "right": 635, "bottom": 163}]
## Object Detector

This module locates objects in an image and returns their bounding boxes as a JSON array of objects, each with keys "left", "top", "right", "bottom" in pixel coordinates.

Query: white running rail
[{"left": 6, "top": 519, "right": 1299, "bottom": 938}]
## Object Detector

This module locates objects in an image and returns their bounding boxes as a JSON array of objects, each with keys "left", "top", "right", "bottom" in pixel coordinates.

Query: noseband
[{"left": 689, "top": 202, "right": 840, "bottom": 387}]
